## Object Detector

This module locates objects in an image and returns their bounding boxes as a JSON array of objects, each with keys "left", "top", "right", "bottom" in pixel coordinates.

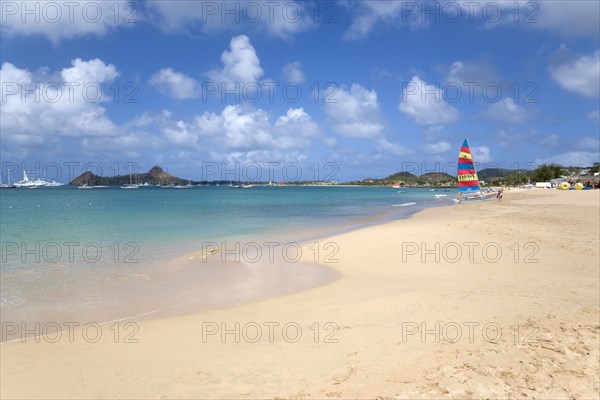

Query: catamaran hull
[{"left": 454, "top": 193, "right": 497, "bottom": 202}]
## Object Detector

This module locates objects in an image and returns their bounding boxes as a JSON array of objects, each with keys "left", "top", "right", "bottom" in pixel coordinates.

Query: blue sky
[{"left": 1, "top": 0, "right": 599, "bottom": 182}]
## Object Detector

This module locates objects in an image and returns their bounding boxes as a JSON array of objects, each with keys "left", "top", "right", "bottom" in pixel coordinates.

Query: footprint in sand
[{"left": 331, "top": 352, "right": 359, "bottom": 385}]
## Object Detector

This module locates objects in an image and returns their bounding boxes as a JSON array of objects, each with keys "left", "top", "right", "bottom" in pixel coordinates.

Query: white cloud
[
  {"left": 206, "top": 35, "right": 264, "bottom": 87},
  {"left": 163, "top": 120, "right": 203, "bottom": 150},
  {"left": 218, "top": 106, "right": 274, "bottom": 150},
  {"left": 399, "top": 76, "right": 459, "bottom": 125},
  {"left": 342, "top": 1, "right": 416, "bottom": 40},
  {"left": 145, "top": 0, "right": 313, "bottom": 38},
  {"left": 472, "top": 146, "right": 492, "bottom": 163},
  {"left": 1, "top": 59, "right": 119, "bottom": 146},
  {"left": 275, "top": 108, "right": 320, "bottom": 137},
  {"left": 0, "top": 59, "right": 175, "bottom": 160},
  {"left": 149, "top": 68, "right": 200, "bottom": 100},
  {"left": 549, "top": 47, "right": 600, "bottom": 99},
  {"left": 162, "top": 105, "right": 321, "bottom": 152},
  {"left": 61, "top": 58, "right": 118, "bottom": 83},
  {"left": 282, "top": 61, "right": 305, "bottom": 83},
  {"left": 588, "top": 110, "right": 600, "bottom": 126},
  {"left": 323, "top": 83, "right": 410, "bottom": 155},
  {"left": 125, "top": 105, "right": 330, "bottom": 166},
  {"left": 485, "top": 98, "right": 533, "bottom": 124},
  {"left": 0, "top": 0, "right": 132, "bottom": 45},
  {"left": 536, "top": 151, "right": 600, "bottom": 167},
  {"left": 325, "top": 84, "right": 384, "bottom": 139}
]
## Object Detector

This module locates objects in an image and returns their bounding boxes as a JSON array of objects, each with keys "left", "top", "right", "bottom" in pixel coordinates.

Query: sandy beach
[{"left": 1, "top": 188, "right": 598, "bottom": 399}]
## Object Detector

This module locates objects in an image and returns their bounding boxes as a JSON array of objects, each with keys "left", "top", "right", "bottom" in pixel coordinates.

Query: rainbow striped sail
[{"left": 457, "top": 138, "right": 481, "bottom": 194}]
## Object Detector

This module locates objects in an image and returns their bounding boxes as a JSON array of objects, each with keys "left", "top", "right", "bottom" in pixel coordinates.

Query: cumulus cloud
[
  {"left": 149, "top": 68, "right": 201, "bottom": 100},
  {"left": 61, "top": 58, "right": 119, "bottom": 83},
  {"left": 275, "top": 108, "right": 320, "bottom": 137},
  {"left": 282, "top": 61, "right": 305, "bottom": 83},
  {"left": 163, "top": 120, "right": 204, "bottom": 150},
  {"left": 206, "top": 35, "right": 264, "bottom": 87},
  {"left": 0, "top": 0, "right": 133, "bottom": 45},
  {"left": 1, "top": 59, "right": 119, "bottom": 145},
  {"left": 324, "top": 83, "right": 410, "bottom": 155},
  {"left": 0, "top": 59, "right": 176, "bottom": 161},
  {"left": 325, "top": 84, "right": 385, "bottom": 139},
  {"left": 399, "top": 76, "right": 459, "bottom": 125},
  {"left": 160, "top": 105, "right": 321, "bottom": 152},
  {"left": 549, "top": 47, "right": 600, "bottom": 99},
  {"left": 485, "top": 98, "right": 533, "bottom": 124}
]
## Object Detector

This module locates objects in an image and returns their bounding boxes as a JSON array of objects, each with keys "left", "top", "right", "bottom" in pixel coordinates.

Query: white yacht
[
  {"left": 15, "top": 171, "right": 36, "bottom": 187},
  {"left": 14, "top": 171, "right": 64, "bottom": 187}
]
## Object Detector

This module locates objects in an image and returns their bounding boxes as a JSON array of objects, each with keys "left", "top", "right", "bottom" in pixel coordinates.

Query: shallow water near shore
[{"left": 0, "top": 185, "right": 455, "bottom": 333}]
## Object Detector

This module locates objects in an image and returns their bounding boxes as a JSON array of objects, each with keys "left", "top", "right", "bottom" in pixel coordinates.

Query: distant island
[{"left": 70, "top": 166, "right": 185, "bottom": 186}]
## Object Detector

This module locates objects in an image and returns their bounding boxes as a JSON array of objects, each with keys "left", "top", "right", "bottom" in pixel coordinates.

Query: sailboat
[
  {"left": 120, "top": 173, "right": 139, "bottom": 189},
  {"left": 455, "top": 138, "right": 496, "bottom": 202}
]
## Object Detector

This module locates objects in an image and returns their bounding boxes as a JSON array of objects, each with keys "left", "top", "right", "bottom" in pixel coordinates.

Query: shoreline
[
  {"left": 2, "top": 188, "right": 598, "bottom": 398},
  {"left": 0, "top": 192, "right": 445, "bottom": 341}
]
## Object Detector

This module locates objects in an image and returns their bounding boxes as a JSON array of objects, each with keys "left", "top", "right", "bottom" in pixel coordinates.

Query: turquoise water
[
  {"left": 1, "top": 186, "right": 455, "bottom": 259},
  {"left": 0, "top": 186, "right": 455, "bottom": 330}
]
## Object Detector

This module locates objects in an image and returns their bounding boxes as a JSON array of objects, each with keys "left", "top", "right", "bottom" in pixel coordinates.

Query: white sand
[{"left": 1, "top": 189, "right": 598, "bottom": 399}]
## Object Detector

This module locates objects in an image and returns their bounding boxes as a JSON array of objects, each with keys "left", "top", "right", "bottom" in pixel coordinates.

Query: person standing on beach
[{"left": 496, "top": 188, "right": 504, "bottom": 201}]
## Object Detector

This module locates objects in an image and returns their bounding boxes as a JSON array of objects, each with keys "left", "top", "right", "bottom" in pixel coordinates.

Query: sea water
[{"left": 0, "top": 186, "right": 455, "bottom": 334}]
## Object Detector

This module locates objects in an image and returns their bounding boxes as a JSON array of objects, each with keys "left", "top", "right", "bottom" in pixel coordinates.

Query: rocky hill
[
  {"left": 69, "top": 166, "right": 183, "bottom": 186},
  {"left": 348, "top": 171, "right": 456, "bottom": 186}
]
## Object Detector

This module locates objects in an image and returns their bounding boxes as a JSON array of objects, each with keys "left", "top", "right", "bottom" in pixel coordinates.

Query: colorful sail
[{"left": 457, "top": 138, "right": 481, "bottom": 193}]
